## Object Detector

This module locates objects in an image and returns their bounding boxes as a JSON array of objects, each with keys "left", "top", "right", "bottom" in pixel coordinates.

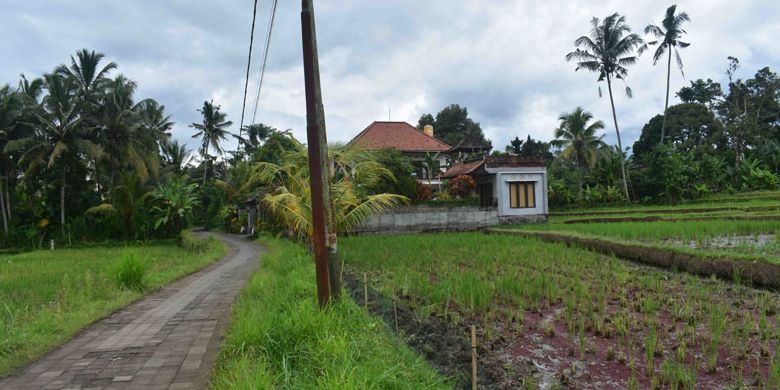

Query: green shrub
[
  {"left": 112, "top": 250, "right": 148, "bottom": 290},
  {"left": 179, "top": 230, "right": 211, "bottom": 253}
]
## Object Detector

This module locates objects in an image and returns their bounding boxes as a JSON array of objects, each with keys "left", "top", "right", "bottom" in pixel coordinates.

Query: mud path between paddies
[{"left": 486, "top": 229, "right": 780, "bottom": 289}]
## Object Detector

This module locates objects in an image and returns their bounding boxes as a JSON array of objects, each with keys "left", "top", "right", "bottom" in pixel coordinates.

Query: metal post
[{"left": 301, "top": 0, "right": 339, "bottom": 307}]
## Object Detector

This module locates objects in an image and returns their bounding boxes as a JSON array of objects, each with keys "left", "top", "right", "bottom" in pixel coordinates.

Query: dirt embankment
[
  {"left": 563, "top": 214, "right": 780, "bottom": 224},
  {"left": 486, "top": 229, "right": 780, "bottom": 289},
  {"left": 342, "top": 270, "right": 535, "bottom": 389}
]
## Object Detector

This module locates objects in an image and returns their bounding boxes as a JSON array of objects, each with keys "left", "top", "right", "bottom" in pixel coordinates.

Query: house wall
[
  {"left": 486, "top": 167, "right": 548, "bottom": 217},
  {"left": 351, "top": 205, "right": 545, "bottom": 235}
]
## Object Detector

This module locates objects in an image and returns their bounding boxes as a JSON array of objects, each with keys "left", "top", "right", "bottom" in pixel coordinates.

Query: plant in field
[
  {"left": 705, "top": 305, "right": 727, "bottom": 372},
  {"left": 448, "top": 175, "right": 475, "bottom": 198},
  {"left": 254, "top": 144, "right": 407, "bottom": 239},
  {"left": 152, "top": 176, "right": 200, "bottom": 236},
  {"left": 566, "top": 13, "right": 647, "bottom": 201},
  {"left": 645, "top": 322, "right": 657, "bottom": 376},
  {"left": 112, "top": 250, "right": 147, "bottom": 290}
]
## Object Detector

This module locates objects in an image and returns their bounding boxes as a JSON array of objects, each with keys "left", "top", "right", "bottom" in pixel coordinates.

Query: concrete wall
[{"left": 351, "top": 206, "right": 546, "bottom": 234}]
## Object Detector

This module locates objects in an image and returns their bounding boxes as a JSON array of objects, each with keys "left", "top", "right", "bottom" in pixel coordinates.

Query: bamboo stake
[
  {"left": 392, "top": 289, "right": 398, "bottom": 333},
  {"left": 471, "top": 325, "right": 477, "bottom": 390},
  {"left": 363, "top": 272, "right": 368, "bottom": 310}
]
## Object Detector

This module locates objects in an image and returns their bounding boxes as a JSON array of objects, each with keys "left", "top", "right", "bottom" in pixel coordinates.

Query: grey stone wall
[{"left": 351, "top": 206, "right": 546, "bottom": 234}]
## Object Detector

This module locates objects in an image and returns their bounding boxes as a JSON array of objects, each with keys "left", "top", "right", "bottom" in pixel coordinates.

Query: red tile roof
[
  {"left": 442, "top": 159, "right": 485, "bottom": 179},
  {"left": 349, "top": 121, "right": 452, "bottom": 152}
]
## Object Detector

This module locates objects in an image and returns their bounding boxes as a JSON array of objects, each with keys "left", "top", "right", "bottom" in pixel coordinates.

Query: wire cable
[
  {"left": 237, "top": 0, "right": 259, "bottom": 144},
  {"left": 250, "top": 0, "right": 278, "bottom": 126}
]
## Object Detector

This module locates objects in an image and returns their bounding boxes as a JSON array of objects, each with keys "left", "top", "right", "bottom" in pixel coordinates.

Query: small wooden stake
[
  {"left": 392, "top": 290, "right": 398, "bottom": 332},
  {"left": 363, "top": 272, "right": 368, "bottom": 310},
  {"left": 471, "top": 325, "right": 477, "bottom": 390}
]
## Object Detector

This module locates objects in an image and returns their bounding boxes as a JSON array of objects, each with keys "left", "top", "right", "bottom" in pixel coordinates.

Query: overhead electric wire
[
  {"left": 250, "top": 0, "right": 279, "bottom": 126},
  {"left": 238, "top": 0, "right": 259, "bottom": 143}
]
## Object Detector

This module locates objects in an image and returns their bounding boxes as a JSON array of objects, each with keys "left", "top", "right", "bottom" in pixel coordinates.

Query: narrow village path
[{"left": 0, "top": 233, "right": 263, "bottom": 390}]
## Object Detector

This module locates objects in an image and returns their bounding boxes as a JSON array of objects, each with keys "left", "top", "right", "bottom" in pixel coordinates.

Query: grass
[
  {"left": 521, "top": 219, "right": 779, "bottom": 242},
  {"left": 0, "top": 234, "right": 226, "bottom": 376},
  {"left": 341, "top": 232, "right": 780, "bottom": 387},
  {"left": 112, "top": 250, "right": 148, "bottom": 290},
  {"left": 209, "top": 236, "right": 449, "bottom": 390}
]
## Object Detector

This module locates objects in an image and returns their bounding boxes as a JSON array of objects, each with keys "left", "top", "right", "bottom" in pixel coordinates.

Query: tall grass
[
  {"left": 112, "top": 250, "right": 148, "bottom": 290},
  {"left": 210, "top": 237, "right": 449, "bottom": 389},
  {"left": 0, "top": 236, "right": 225, "bottom": 376}
]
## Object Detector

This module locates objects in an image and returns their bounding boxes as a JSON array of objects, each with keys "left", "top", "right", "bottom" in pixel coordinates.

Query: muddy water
[{"left": 662, "top": 234, "right": 776, "bottom": 249}]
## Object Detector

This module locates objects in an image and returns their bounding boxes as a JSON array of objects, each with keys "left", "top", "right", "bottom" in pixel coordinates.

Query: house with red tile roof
[{"left": 349, "top": 121, "right": 451, "bottom": 185}]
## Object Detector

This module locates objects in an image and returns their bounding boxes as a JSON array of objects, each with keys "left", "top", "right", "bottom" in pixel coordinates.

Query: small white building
[{"left": 443, "top": 155, "right": 548, "bottom": 222}]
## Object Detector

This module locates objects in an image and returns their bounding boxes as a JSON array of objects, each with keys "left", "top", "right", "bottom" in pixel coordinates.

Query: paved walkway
[{"left": 0, "top": 233, "right": 263, "bottom": 390}]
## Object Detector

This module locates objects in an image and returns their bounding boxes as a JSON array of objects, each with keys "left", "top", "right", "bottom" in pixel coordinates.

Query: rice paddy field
[
  {"left": 336, "top": 192, "right": 780, "bottom": 388},
  {"left": 341, "top": 233, "right": 780, "bottom": 389}
]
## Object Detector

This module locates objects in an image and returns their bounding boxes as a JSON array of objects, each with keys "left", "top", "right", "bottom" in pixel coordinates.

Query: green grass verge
[
  {"left": 209, "top": 236, "right": 449, "bottom": 390},
  {"left": 0, "top": 234, "right": 226, "bottom": 376}
]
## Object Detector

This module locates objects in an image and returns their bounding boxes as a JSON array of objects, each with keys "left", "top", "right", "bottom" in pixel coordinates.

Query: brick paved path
[{"left": 0, "top": 233, "right": 262, "bottom": 390}]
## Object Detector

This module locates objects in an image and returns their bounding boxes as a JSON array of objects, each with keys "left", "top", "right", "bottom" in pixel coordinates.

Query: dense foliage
[{"left": 0, "top": 49, "right": 219, "bottom": 248}]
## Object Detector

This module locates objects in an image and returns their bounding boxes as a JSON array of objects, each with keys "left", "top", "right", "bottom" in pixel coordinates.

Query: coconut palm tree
[
  {"left": 5, "top": 74, "right": 104, "bottom": 235},
  {"left": 0, "top": 85, "right": 23, "bottom": 233},
  {"left": 551, "top": 107, "right": 607, "bottom": 195},
  {"left": 253, "top": 144, "right": 406, "bottom": 239},
  {"left": 56, "top": 49, "right": 117, "bottom": 106},
  {"left": 190, "top": 101, "right": 232, "bottom": 185},
  {"left": 160, "top": 139, "right": 195, "bottom": 175},
  {"left": 645, "top": 5, "right": 691, "bottom": 144},
  {"left": 566, "top": 13, "right": 646, "bottom": 202},
  {"left": 97, "top": 75, "right": 162, "bottom": 186}
]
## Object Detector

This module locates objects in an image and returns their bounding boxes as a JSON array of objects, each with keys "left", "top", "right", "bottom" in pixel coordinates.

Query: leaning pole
[{"left": 301, "top": 0, "right": 340, "bottom": 307}]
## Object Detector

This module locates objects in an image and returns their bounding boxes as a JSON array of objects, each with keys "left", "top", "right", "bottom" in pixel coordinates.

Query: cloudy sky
[{"left": 2, "top": 0, "right": 779, "bottom": 152}]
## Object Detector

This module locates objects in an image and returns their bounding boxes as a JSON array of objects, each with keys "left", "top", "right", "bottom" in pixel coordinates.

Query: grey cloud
[{"left": 2, "top": 0, "right": 778, "bottom": 154}]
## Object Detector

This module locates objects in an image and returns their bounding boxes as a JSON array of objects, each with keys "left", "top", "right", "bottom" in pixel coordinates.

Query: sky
[{"left": 2, "top": 0, "right": 779, "bottom": 153}]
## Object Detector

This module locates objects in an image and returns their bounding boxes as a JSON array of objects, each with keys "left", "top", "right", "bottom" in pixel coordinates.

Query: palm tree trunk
[
  {"left": 5, "top": 170, "right": 11, "bottom": 221},
  {"left": 202, "top": 162, "right": 208, "bottom": 186},
  {"left": 61, "top": 166, "right": 66, "bottom": 236},
  {"left": 660, "top": 48, "right": 672, "bottom": 144},
  {"left": 0, "top": 180, "right": 8, "bottom": 235},
  {"left": 578, "top": 165, "right": 584, "bottom": 197},
  {"left": 606, "top": 75, "right": 631, "bottom": 202}
]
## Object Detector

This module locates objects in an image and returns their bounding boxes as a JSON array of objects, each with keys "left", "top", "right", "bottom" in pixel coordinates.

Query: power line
[
  {"left": 250, "top": 0, "right": 279, "bottom": 126},
  {"left": 238, "top": 0, "right": 259, "bottom": 143}
]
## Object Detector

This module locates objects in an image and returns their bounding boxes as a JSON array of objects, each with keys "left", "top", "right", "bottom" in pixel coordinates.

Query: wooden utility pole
[{"left": 301, "top": 0, "right": 340, "bottom": 307}]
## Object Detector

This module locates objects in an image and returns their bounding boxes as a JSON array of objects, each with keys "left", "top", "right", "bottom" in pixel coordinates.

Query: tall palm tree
[
  {"left": 160, "top": 139, "right": 195, "bottom": 175},
  {"left": 6, "top": 74, "right": 104, "bottom": 235},
  {"left": 190, "top": 101, "right": 232, "bottom": 185},
  {"left": 56, "top": 49, "right": 117, "bottom": 106},
  {"left": 98, "top": 75, "right": 161, "bottom": 185},
  {"left": 551, "top": 107, "right": 607, "bottom": 195},
  {"left": 0, "top": 85, "right": 22, "bottom": 233},
  {"left": 645, "top": 5, "right": 691, "bottom": 144},
  {"left": 566, "top": 13, "right": 646, "bottom": 201},
  {"left": 135, "top": 99, "right": 174, "bottom": 139}
]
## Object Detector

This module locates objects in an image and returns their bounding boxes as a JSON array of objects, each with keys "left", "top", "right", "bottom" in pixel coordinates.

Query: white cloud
[{"left": 1, "top": 0, "right": 778, "bottom": 154}]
